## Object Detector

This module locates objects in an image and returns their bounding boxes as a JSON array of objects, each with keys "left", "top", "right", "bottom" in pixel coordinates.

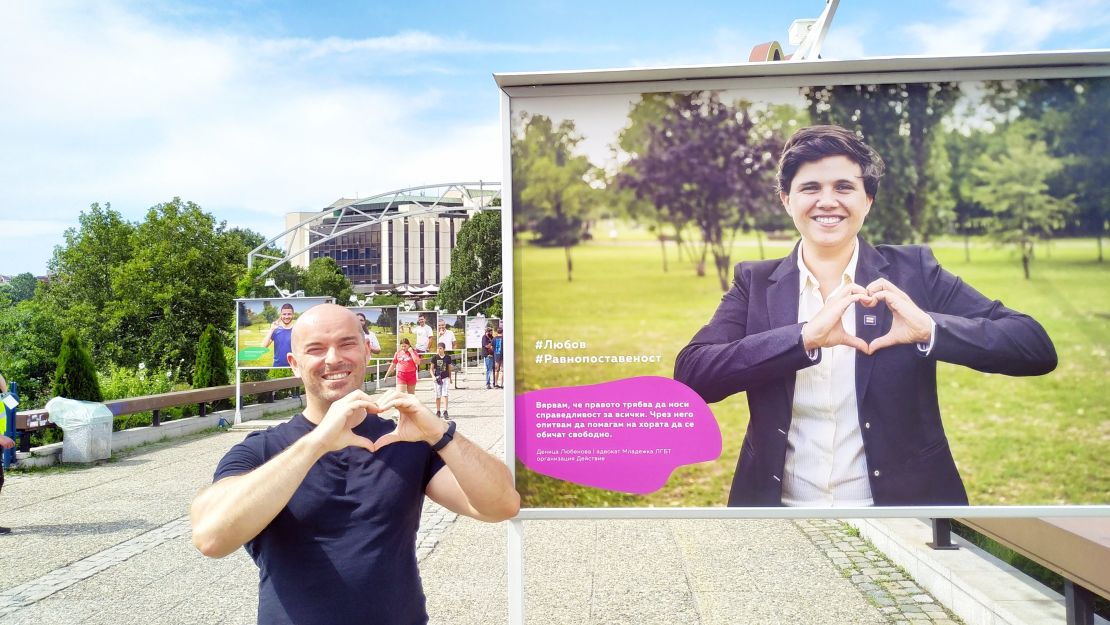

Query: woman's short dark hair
[{"left": 776, "top": 125, "right": 885, "bottom": 198}]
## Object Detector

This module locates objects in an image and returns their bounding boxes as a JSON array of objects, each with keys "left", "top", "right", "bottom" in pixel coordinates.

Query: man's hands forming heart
[{"left": 801, "top": 279, "right": 932, "bottom": 355}]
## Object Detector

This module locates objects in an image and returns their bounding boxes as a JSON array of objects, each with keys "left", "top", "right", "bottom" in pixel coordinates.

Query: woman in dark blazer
[{"left": 674, "top": 125, "right": 1057, "bottom": 507}]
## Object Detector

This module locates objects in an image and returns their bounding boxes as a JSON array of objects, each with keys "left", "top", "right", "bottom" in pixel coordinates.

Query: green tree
[
  {"left": 0, "top": 298, "right": 63, "bottom": 406},
  {"left": 619, "top": 93, "right": 782, "bottom": 290},
  {"left": 370, "top": 293, "right": 403, "bottom": 306},
  {"left": 512, "top": 113, "right": 599, "bottom": 281},
  {"left": 304, "top": 256, "right": 352, "bottom": 302},
  {"left": 53, "top": 330, "right": 103, "bottom": 401},
  {"left": 942, "top": 128, "right": 993, "bottom": 261},
  {"left": 970, "top": 126, "right": 1075, "bottom": 279},
  {"left": 106, "top": 198, "right": 244, "bottom": 377},
  {"left": 804, "top": 82, "right": 960, "bottom": 243},
  {"left": 613, "top": 94, "right": 693, "bottom": 271},
  {"left": 4, "top": 273, "right": 38, "bottom": 304},
  {"left": 260, "top": 301, "right": 279, "bottom": 324},
  {"left": 193, "top": 323, "right": 230, "bottom": 388},
  {"left": 996, "top": 77, "right": 1110, "bottom": 261},
  {"left": 436, "top": 211, "right": 501, "bottom": 315},
  {"left": 41, "top": 202, "right": 135, "bottom": 362}
]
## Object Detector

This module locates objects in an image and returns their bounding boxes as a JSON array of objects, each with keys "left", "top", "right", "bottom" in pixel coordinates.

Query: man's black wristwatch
[{"left": 431, "top": 420, "right": 456, "bottom": 452}]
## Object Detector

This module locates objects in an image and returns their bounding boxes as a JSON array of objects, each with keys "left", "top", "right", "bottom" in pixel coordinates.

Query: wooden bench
[{"left": 934, "top": 517, "right": 1109, "bottom": 625}]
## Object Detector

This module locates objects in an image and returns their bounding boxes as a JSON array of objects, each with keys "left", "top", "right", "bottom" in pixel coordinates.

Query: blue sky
[{"left": 2, "top": 0, "right": 1108, "bottom": 276}]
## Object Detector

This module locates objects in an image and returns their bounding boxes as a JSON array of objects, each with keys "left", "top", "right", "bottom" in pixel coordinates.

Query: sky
[{"left": 2, "top": 0, "right": 1108, "bottom": 276}]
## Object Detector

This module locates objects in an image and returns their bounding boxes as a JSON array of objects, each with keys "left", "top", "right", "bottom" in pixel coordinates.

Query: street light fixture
[{"left": 263, "top": 278, "right": 303, "bottom": 299}]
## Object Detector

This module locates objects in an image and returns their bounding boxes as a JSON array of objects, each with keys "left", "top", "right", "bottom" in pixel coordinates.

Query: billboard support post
[
  {"left": 507, "top": 519, "right": 525, "bottom": 625},
  {"left": 234, "top": 368, "right": 242, "bottom": 426}
]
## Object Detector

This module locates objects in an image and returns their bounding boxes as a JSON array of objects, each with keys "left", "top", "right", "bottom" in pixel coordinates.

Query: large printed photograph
[
  {"left": 509, "top": 64, "right": 1109, "bottom": 509},
  {"left": 349, "top": 306, "right": 399, "bottom": 360},
  {"left": 235, "top": 297, "right": 332, "bottom": 368}
]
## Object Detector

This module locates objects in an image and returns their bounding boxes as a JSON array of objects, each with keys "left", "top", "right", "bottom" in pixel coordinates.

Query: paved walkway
[{"left": 0, "top": 370, "right": 961, "bottom": 625}]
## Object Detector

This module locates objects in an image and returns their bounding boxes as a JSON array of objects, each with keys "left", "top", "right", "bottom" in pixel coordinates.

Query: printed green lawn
[{"left": 514, "top": 237, "right": 1109, "bottom": 507}]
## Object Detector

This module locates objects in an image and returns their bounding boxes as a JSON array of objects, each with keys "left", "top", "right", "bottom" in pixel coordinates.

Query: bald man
[{"left": 190, "top": 304, "right": 519, "bottom": 625}]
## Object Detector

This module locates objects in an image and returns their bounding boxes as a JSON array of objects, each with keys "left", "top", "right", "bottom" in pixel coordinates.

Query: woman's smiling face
[{"left": 779, "top": 154, "right": 873, "bottom": 255}]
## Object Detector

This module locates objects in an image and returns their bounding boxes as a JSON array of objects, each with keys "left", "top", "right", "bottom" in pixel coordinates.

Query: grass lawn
[
  {"left": 514, "top": 236, "right": 1109, "bottom": 508},
  {"left": 237, "top": 321, "right": 281, "bottom": 367}
]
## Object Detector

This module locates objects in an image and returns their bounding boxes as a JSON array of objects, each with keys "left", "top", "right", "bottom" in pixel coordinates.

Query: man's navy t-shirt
[{"left": 214, "top": 413, "right": 446, "bottom": 625}]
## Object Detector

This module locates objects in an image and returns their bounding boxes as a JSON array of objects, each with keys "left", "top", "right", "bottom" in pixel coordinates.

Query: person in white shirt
[
  {"left": 675, "top": 125, "right": 1057, "bottom": 507},
  {"left": 355, "top": 313, "right": 382, "bottom": 355},
  {"left": 437, "top": 320, "right": 456, "bottom": 352},
  {"left": 412, "top": 315, "right": 434, "bottom": 354}
]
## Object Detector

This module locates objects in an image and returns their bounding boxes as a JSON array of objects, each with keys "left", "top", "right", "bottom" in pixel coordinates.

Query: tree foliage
[
  {"left": 970, "top": 124, "right": 1075, "bottom": 279},
  {"left": 512, "top": 113, "right": 598, "bottom": 281},
  {"left": 436, "top": 210, "right": 501, "bottom": 315},
  {"left": 803, "top": 82, "right": 960, "bottom": 243},
  {"left": 104, "top": 198, "right": 244, "bottom": 374},
  {"left": 0, "top": 298, "right": 63, "bottom": 403},
  {"left": 304, "top": 256, "right": 352, "bottom": 302},
  {"left": 2, "top": 273, "right": 39, "bottom": 304},
  {"left": 193, "top": 323, "right": 230, "bottom": 388},
  {"left": 53, "top": 330, "right": 103, "bottom": 401},
  {"left": 2, "top": 198, "right": 253, "bottom": 406},
  {"left": 991, "top": 77, "right": 1110, "bottom": 260},
  {"left": 618, "top": 92, "right": 782, "bottom": 290}
]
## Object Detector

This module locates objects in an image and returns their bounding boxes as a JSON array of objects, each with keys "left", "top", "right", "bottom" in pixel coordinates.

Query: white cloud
[
  {"left": 903, "top": 0, "right": 1110, "bottom": 55},
  {"left": 0, "top": 1, "right": 503, "bottom": 274},
  {"left": 263, "top": 31, "right": 583, "bottom": 58}
]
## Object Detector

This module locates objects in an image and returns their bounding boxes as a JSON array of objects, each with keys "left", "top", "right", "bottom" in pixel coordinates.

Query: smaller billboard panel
[
  {"left": 235, "top": 297, "right": 332, "bottom": 369},
  {"left": 349, "top": 306, "right": 399, "bottom": 360}
]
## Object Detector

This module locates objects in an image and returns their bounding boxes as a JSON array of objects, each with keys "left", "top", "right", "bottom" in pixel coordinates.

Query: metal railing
[
  {"left": 930, "top": 517, "right": 1108, "bottom": 625},
  {"left": 11, "top": 377, "right": 305, "bottom": 453}
]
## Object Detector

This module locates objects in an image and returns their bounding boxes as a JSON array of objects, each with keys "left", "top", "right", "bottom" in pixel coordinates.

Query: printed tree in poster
[
  {"left": 970, "top": 124, "right": 1075, "bottom": 279},
  {"left": 803, "top": 82, "right": 959, "bottom": 243},
  {"left": 512, "top": 113, "right": 598, "bottom": 282},
  {"left": 619, "top": 92, "right": 781, "bottom": 290}
]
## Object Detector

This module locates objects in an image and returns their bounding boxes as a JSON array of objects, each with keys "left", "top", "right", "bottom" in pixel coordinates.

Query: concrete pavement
[{"left": 0, "top": 369, "right": 975, "bottom": 624}]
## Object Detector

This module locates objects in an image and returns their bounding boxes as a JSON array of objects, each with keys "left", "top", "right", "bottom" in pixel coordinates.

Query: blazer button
[
  {"left": 864, "top": 422, "right": 871, "bottom": 429},
  {"left": 872, "top": 470, "right": 881, "bottom": 477}
]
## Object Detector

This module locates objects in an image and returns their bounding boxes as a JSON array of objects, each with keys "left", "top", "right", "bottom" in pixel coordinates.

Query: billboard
[
  {"left": 235, "top": 297, "right": 332, "bottom": 369},
  {"left": 500, "top": 51, "right": 1110, "bottom": 511},
  {"left": 437, "top": 313, "right": 466, "bottom": 352},
  {"left": 466, "top": 316, "right": 500, "bottom": 350},
  {"left": 348, "top": 306, "right": 399, "bottom": 360},
  {"left": 398, "top": 310, "right": 439, "bottom": 356}
]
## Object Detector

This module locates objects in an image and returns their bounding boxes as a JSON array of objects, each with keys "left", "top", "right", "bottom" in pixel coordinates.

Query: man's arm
[
  {"left": 190, "top": 392, "right": 377, "bottom": 558},
  {"left": 372, "top": 393, "right": 519, "bottom": 522},
  {"left": 190, "top": 435, "right": 328, "bottom": 558},
  {"left": 0, "top": 372, "right": 7, "bottom": 394},
  {"left": 261, "top": 323, "right": 276, "bottom": 348}
]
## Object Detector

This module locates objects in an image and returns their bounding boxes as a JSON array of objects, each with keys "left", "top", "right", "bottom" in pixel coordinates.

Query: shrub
[
  {"left": 193, "top": 324, "right": 230, "bottom": 388},
  {"left": 52, "top": 331, "right": 103, "bottom": 401}
]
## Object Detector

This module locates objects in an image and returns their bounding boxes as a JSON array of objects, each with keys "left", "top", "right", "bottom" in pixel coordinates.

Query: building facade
[{"left": 285, "top": 195, "right": 471, "bottom": 292}]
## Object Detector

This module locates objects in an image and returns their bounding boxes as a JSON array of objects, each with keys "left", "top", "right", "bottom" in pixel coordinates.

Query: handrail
[
  {"left": 932, "top": 517, "right": 1109, "bottom": 625},
  {"left": 15, "top": 377, "right": 305, "bottom": 448}
]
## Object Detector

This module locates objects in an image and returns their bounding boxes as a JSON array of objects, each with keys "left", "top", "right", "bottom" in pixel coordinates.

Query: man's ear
[{"left": 286, "top": 351, "right": 300, "bottom": 377}]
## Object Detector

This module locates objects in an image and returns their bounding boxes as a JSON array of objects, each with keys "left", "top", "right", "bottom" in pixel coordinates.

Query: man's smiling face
[
  {"left": 780, "top": 155, "right": 873, "bottom": 255},
  {"left": 288, "top": 305, "right": 369, "bottom": 405}
]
